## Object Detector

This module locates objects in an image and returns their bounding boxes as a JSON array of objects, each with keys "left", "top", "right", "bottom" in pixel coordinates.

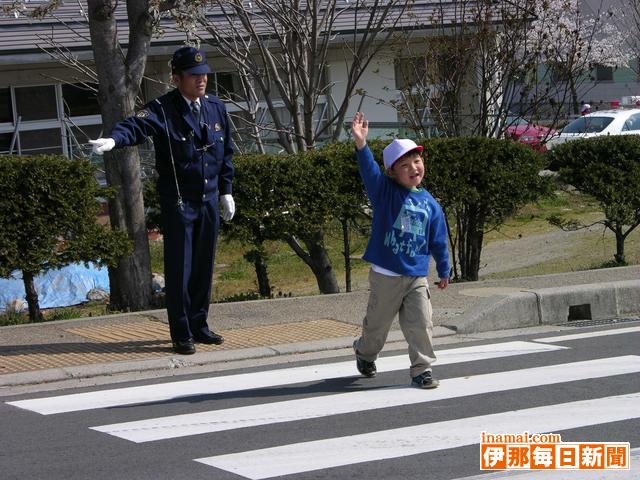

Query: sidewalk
[{"left": 1, "top": 266, "right": 638, "bottom": 388}]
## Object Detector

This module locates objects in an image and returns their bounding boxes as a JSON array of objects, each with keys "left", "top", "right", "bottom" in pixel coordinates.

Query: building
[
  {"left": 0, "top": 0, "right": 522, "bottom": 157},
  {"left": 3, "top": 0, "right": 632, "bottom": 156}
]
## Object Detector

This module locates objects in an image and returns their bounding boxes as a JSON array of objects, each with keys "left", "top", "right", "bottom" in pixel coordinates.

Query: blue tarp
[{"left": 0, "top": 263, "right": 109, "bottom": 312}]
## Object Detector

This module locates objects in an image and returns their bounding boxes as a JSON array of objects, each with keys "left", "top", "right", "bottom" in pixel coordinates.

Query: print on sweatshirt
[{"left": 385, "top": 200, "right": 430, "bottom": 257}]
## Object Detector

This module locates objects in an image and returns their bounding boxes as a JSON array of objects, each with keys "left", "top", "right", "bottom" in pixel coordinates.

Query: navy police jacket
[{"left": 109, "top": 89, "right": 234, "bottom": 202}]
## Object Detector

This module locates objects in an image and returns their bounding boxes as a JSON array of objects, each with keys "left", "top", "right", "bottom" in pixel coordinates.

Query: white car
[{"left": 546, "top": 108, "right": 640, "bottom": 149}]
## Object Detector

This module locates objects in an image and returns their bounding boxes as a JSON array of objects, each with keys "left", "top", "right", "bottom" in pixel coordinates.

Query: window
[
  {"left": 0, "top": 88, "right": 12, "bottom": 123},
  {"left": 14, "top": 85, "right": 58, "bottom": 121},
  {"left": 19, "top": 128, "right": 63, "bottom": 155},
  {"left": 595, "top": 65, "right": 613, "bottom": 82},
  {"left": 209, "top": 71, "right": 245, "bottom": 101},
  {"left": 62, "top": 83, "right": 100, "bottom": 117},
  {"left": 0, "top": 83, "right": 103, "bottom": 157},
  {"left": 395, "top": 57, "right": 427, "bottom": 90},
  {"left": 622, "top": 113, "right": 640, "bottom": 131},
  {"left": 562, "top": 116, "right": 614, "bottom": 134},
  {"left": 0, "top": 132, "right": 13, "bottom": 153}
]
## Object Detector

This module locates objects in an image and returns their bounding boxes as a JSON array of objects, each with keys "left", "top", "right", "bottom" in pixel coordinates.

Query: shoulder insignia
[{"left": 136, "top": 109, "right": 150, "bottom": 118}]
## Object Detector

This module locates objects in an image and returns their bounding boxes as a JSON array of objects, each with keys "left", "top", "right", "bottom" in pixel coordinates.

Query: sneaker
[
  {"left": 353, "top": 340, "right": 376, "bottom": 377},
  {"left": 411, "top": 371, "right": 439, "bottom": 389}
]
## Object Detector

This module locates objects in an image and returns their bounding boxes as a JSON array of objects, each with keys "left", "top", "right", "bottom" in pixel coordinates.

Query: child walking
[{"left": 351, "top": 111, "right": 450, "bottom": 389}]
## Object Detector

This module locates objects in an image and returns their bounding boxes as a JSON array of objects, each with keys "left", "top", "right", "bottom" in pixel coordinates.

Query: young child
[{"left": 351, "top": 111, "right": 450, "bottom": 389}]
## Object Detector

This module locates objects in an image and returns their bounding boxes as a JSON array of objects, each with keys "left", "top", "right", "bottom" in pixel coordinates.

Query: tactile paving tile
[{"left": 0, "top": 319, "right": 360, "bottom": 374}]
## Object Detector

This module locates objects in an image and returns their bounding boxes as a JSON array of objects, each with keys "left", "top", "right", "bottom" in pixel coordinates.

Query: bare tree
[
  {"left": 187, "top": 0, "right": 410, "bottom": 153},
  {"left": 377, "top": 0, "right": 631, "bottom": 139},
  {"left": 378, "top": 0, "right": 541, "bottom": 138}
]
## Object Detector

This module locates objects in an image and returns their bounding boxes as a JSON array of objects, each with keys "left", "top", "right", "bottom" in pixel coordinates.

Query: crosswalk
[{"left": 6, "top": 326, "right": 640, "bottom": 479}]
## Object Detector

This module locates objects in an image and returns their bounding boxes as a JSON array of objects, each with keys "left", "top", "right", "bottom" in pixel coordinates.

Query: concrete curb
[{"left": 451, "top": 280, "right": 640, "bottom": 333}]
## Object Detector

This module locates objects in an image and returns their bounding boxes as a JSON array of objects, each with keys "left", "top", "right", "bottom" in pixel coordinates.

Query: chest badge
[{"left": 214, "top": 122, "right": 222, "bottom": 131}]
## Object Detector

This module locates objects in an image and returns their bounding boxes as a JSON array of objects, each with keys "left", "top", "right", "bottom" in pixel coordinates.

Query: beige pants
[{"left": 354, "top": 269, "right": 436, "bottom": 378}]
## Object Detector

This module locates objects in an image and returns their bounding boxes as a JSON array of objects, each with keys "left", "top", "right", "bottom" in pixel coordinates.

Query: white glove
[
  {"left": 89, "top": 138, "right": 115, "bottom": 155},
  {"left": 220, "top": 194, "right": 235, "bottom": 221}
]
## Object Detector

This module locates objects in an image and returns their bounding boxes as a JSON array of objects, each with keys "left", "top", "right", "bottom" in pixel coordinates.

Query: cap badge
[{"left": 195, "top": 53, "right": 203, "bottom": 62}]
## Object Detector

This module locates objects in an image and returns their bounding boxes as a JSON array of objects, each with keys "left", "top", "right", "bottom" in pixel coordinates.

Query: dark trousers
[{"left": 160, "top": 196, "right": 219, "bottom": 342}]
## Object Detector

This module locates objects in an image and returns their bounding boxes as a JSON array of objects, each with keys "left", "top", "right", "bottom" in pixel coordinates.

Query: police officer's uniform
[{"left": 108, "top": 48, "right": 234, "bottom": 350}]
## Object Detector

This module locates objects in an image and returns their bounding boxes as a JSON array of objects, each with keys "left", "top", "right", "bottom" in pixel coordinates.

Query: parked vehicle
[
  {"left": 505, "top": 118, "right": 557, "bottom": 152},
  {"left": 546, "top": 108, "right": 640, "bottom": 150}
]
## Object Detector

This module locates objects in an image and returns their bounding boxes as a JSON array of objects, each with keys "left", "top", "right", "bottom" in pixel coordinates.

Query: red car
[{"left": 505, "top": 118, "right": 557, "bottom": 152}]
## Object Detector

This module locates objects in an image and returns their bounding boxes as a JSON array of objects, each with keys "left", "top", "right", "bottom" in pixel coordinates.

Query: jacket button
[
  {"left": 204, "top": 179, "right": 208, "bottom": 184},
  {"left": 202, "top": 194, "right": 206, "bottom": 200}
]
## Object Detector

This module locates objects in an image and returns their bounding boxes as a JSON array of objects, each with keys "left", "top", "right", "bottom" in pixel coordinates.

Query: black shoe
[
  {"left": 194, "top": 330, "right": 225, "bottom": 345},
  {"left": 172, "top": 338, "right": 196, "bottom": 355},
  {"left": 353, "top": 340, "right": 376, "bottom": 377},
  {"left": 411, "top": 370, "right": 439, "bottom": 389}
]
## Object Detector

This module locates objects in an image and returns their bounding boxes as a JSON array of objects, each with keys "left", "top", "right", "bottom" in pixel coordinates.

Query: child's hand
[{"left": 351, "top": 111, "right": 368, "bottom": 150}]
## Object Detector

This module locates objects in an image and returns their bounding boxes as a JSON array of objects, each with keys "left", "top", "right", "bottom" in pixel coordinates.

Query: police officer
[{"left": 90, "top": 46, "right": 235, "bottom": 355}]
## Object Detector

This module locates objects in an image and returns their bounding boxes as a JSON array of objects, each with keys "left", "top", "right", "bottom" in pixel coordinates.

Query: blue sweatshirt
[{"left": 357, "top": 145, "right": 450, "bottom": 278}]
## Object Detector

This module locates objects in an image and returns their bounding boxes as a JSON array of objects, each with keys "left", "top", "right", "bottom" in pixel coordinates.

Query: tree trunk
[
  {"left": 614, "top": 227, "right": 626, "bottom": 264},
  {"left": 104, "top": 147, "right": 153, "bottom": 311},
  {"left": 22, "top": 270, "right": 43, "bottom": 323},
  {"left": 569, "top": 75, "right": 579, "bottom": 116},
  {"left": 457, "top": 206, "right": 485, "bottom": 281},
  {"left": 286, "top": 231, "right": 340, "bottom": 294},
  {"left": 464, "top": 229, "right": 484, "bottom": 281},
  {"left": 245, "top": 248, "right": 272, "bottom": 297},
  {"left": 342, "top": 218, "right": 352, "bottom": 292},
  {"left": 443, "top": 209, "right": 459, "bottom": 281},
  {"left": 254, "top": 256, "right": 272, "bottom": 298},
  {"left": 88, "top": 0, "right": 153, "bottom": 311},
  {"left": 304, "top": 231, "right": 340, "bottom": 294}
]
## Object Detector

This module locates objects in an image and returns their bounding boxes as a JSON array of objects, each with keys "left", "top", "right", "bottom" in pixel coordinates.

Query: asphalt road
[{"left": 2, "top": 323, "right": 639, "bottom": 480}]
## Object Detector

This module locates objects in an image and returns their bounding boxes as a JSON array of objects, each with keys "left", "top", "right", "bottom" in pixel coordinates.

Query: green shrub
[{"left": 0, "top": 154, "right": 132, "bottom": 322}]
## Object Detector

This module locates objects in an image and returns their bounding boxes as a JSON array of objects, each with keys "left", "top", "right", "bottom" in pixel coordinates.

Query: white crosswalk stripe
[
  {"left": 195, "top": 394, "right": 640, "bottom": 479},
  {"left": 7, "top": 340, "right": 565, "bottom": 415},
  {"left": 91, "top": 355, "right": 640, "bottom": 442},
  {"left": 533, "top": 326, "right": 640, "bottom": 343},
  {"left": 5, "top": 331, "right": 639, "bottom": 480}
]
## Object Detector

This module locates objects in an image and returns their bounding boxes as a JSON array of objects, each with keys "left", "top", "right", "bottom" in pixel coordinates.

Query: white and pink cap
[{"left": 382, "top": 139, "right": 424, "bottom": 170}]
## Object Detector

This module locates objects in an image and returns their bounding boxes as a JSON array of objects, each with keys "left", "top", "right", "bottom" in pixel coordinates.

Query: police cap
[{"left": 171, "top": 46, "right": 211, "bottom": 74}]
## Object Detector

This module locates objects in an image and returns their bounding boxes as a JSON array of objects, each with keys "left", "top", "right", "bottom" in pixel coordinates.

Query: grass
[
  {"left": 211, "top": 226, "right": 372, "bottom": 301},
  {"left": 483, "top": 226, "right": 639, "bottom": 280},
  {"left": 482, "top": 190, "right": 640, "bottom": 279},
  {"left": 0, "top": 301, "right": 117, "bottom": 327},
  {"left": 484, "top": 189, "right": 603, "bottom": 241},
  {"left": 2, "top": 188, "right": 638, "bottom": 325}
]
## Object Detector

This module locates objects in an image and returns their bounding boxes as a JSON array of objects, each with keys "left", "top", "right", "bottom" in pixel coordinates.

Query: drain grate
[{"left": 557, "top": 317, "right": 640, "bottom": 328}]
